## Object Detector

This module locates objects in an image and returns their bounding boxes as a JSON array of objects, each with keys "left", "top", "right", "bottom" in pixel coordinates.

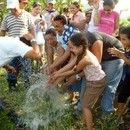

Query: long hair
[
  {"left": 69, "top": 33, "right": 88, "bottom": 71},
  {"left": 103, "top": 0, "right": 115, "bottom": 9}
]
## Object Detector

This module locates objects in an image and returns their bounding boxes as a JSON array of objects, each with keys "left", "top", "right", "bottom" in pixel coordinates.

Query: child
[
  {"left": 52, "top": 33, "right": 106, "bottom": 130},
  {"left": 85, "top": 9, "right": 92, "bottom": 32},
  {"left": 94, "top": 0, "right": 119, "bottom": 36},
  {"left": 108, "top": 27, "right": 130, "bottom": 124}
]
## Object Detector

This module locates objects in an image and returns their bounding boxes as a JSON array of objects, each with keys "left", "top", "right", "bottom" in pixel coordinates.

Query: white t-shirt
[
  {"left": 31, "top": 15, "right": 45, "bottom": 45},
  {"left": 0, "top": 37, "right": 32, "bottom": 67},
  {"left": 42, "top": 9, "right": 58, "bottom": 28}
]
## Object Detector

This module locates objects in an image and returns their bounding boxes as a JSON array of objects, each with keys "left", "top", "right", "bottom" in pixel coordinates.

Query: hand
[
  {"left": 40, "top": 20, "right": 45, "bottom": 25},
  {"left": 50, "top": 15, "right": 54, "bottom": 22},
  {"left": 49, "top": 65, "right": 57, "bottom": 74},
  {"left": 107, "top": 47, "right": 122, "bottom": 57},
  {"left": 4, "top": 65, "right": 16, "bottom": 73},
  {"left": 65, "top": 75, "right": 77, "bottom": 86},
  {"left": 34, "top": 19, "right": 42, "bottom": 25},
  {"left": 46, "top": 76, "right": 55, "bottom": 90},
  {"left": 92, "top": 0, "right": 99, "bottom": 9},
  {"left": 52, "top": 71, "right": 60, "bottom": 81}
]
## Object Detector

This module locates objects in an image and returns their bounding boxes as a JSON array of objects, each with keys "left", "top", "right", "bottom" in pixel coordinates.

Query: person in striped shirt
[{"left": 0, "top": 0, "right": 35, "bottom": 90}]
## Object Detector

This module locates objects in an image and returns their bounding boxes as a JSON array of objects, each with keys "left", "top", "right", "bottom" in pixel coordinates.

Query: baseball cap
[
  {"left": 7, "top": 0, "right": 19, "bottom": 9},
  {"left": 48, "top": 0, "right": 55, "bottom": 4}
]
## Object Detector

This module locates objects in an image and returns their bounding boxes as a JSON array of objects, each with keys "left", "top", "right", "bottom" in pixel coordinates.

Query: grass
[{"left": 0, "top": 68, "right": 129, "bottom": 130}]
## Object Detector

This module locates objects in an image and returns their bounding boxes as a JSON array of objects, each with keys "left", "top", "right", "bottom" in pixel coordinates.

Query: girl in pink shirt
[{"left": 94, "top": 0, "right": 119, "bottom": 36}]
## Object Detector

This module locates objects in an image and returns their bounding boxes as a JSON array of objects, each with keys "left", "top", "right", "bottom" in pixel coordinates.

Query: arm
[
  {"left": 93, "top": 9, "right": 101, "bottom": 26},
  {"left": 113, "top": 16, "right": 119, "bottom": 37},
  {"left": 55, "top": 57, "right": 77, "bottom": 73},
  {"left": 50, "top": 46, "right": 71, "bottom": 70},
  {"left": 53, "top": 56, "right": 87, "bottom": 79},
  {"left": 52, "top": 43, "right": 65, "bottom": 63},
  {"left": 30, "top": 41, "right": 40, "bottom": 53},
  {"left": 92, "top": 0, "right": 101, "bottom": 26},
  {"left": 107, "top": 47, "right": 130, "bottom": 65},
  {"left": 90, "top": 40, "right": 103, "bottom": 63},
  {"left": 65, "top": 71, "right": 85, "bottom": 86},
  {"left": 0, "top": 30, "right": 6, "bottom": 36},
  {"left": 21, "top": 33, "right": 41, "bottom": 60},
  {"left": 46, "top": 45, "right": 54, "bottom": 67},
  {"left": 3, "top": 65, "right": 16, "bottom": 73},
  {"left": 24, "top": 49, "right": 41, "bottom": 60},
  {"left": 70, "top": 20, "right": 86, "bottom": 31},
  {"left": 22, "top": 33, "right": 40, "bottom": 53}
]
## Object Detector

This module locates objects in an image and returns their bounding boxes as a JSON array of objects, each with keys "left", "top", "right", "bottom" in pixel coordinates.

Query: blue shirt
[
  {"left": 57, "top": 24, "right": 80, "bottom": 50},
  {"left": 124, "top": 50, "right": 130, "bottom": 75}
]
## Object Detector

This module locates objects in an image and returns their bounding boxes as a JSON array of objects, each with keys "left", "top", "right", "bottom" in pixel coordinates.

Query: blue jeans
[
  {"left": 20, "top": 57, "right": 32, "bottom": 83},
  {"left": 101, "top": 59, "right": 124, "bottom": 114},
  {"left": 7, "top": 57, "right": 32, "bottom": 85},
  {"left": 7, "top": 57, "right": 22, "bottom": 80},
  {"left": 67, "top": 78, "right": 82, "bottom": 92},
  {"left": 76, "top": 77, "right": 86, "bottom": 111}
]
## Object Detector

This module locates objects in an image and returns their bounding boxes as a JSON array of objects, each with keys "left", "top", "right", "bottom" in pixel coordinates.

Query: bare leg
[{"left": 83, "top": 107, "right": 94, "bottom": 130}]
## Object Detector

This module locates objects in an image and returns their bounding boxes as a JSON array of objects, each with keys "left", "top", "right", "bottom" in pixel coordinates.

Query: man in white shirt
[{"left": 0, "top": 34, "right": 41, "bottom": 67}]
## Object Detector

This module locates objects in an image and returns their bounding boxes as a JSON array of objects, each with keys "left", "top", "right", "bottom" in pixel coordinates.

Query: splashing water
[{"left": 20, "top": 74, "right": 68, "bottom": 130}]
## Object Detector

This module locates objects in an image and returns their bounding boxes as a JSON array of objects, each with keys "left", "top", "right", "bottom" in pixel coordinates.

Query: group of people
[{"left": 0, "top": 0, "right": 130, "bottom": 129}]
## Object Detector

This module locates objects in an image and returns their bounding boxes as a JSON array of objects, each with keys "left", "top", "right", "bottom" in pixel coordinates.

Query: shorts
[{"left": 82, "top": 76, "right": 106, "bottom": 109}]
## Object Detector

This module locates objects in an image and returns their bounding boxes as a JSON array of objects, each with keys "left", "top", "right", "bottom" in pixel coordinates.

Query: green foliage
[
  {"left": 120, "top": 16, "right": 130, "bottom": 27},
  {"left": 0, "top": 1, "right": 8, "bottom": 24},
  {"left": 0, "top": 0, "right": 77, "bottom": 18},
  {"left": 0, "top": 112, "right": 15, "bottom": 130},
  {"left": 95, "top": 113, "right": 118, "bottom": 130},
  {"left": 0, "top": 69, "right": 123, "bottom": 130}
]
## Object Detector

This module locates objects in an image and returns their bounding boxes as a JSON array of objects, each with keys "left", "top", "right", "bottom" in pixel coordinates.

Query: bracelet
[{"left": 30, "top": 38, "right": 36, "bottom": 43}]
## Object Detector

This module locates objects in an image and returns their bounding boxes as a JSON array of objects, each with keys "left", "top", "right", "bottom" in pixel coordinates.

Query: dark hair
[
  {"left": 70, "top": 33, "right": 88, "bottom": 70},
  {"left": 103, "top": 0, "right": 115, "bottom": 8},
  {"left": 71, "top": 1, "right": 80, "bottom": 8},
  {"left": 45, "top": 28, "right": 56, "bottom": 36},
  {"left": 20, "top": 37, "right": 31, "bottom": 46},
  {"left": 71, "top": 1, "right": 82, "bottom": 11},
  {"left": 120, "top": 27, "right": 130, "bottom": 40},
  {"left": 62, "top": 7, "right": 69, "bottom": 13},
  {"left": 85, "top": 9, "right": 92, "bottom": 16},
  {"left": 53, "top": 15, "right": 67, "bottom": 25},
  {"left": 32, "top": 2, "right": 42, "bottom": 8}
]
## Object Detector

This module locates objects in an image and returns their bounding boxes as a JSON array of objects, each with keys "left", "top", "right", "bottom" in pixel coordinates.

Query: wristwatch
[
  {"left": 76, "top": 74, "right": 81, "bottom": 80},
  {"left": 30, "top": 38, "right": 36, "bottom": 43}
]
